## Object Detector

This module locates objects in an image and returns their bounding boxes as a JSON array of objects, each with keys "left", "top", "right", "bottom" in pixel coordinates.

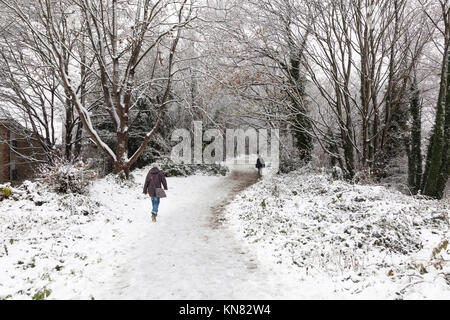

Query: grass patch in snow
[{"left": 32, "top": 287, "right": 52, "bottom": 300}]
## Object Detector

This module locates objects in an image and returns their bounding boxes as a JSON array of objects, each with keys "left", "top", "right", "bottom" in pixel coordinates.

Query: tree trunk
[
  {"left": 422, "top": 52, "right": 448, "bottom": 198},
  {"left": 436, "top": 54, "right": 450, "bottom": 198},
  {"left": 407, "top": 76, "right": 422, "bottom": 195}
]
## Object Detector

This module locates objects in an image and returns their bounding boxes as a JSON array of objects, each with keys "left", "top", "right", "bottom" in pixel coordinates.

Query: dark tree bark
[{"left": 406, "top": 76, "right": 422, "bottom": 195}]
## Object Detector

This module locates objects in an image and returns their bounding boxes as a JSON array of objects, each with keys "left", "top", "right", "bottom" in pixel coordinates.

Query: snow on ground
[
  {"left": 0, "top": 177, "right": 145, "bottom": 300},
  {"left": 0, "top": 166, "right": 306, "bottom": 300},
  {"left": 82, "top": 168, "right": 314, "bottom": 299},
  {"left": 225, "top": 167, "right": 450, "bottom": 300},
  {"left": 1, "top": 163, "right": 449, "bottom": 300}
]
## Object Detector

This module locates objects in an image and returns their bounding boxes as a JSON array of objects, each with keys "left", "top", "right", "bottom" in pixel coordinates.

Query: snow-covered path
[{"left": 89, "top": 169, "right": 307, "bottom": 300}]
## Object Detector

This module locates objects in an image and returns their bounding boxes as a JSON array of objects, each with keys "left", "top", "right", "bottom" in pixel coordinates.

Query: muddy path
[{"left": 210, "top": 169, "right": 260, "bottom": 229}]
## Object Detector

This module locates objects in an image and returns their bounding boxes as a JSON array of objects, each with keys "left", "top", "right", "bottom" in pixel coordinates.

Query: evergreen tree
[
  {"left": 422, "top": 54, "right": 449, "bottom": 199},
  {"left": 289, "top": 57, "right": 313, "bottom": 162},
  {"left": 436, "top": 54, "right": 450, "bottom": 199},
  {"left": 94, "top": 95, "right": 174, "bottom": 171},
  {"left": 376, "top": 80, "right": 409, "bottom": 178},
  {"left": 406, "top": 76, "right": 422, "bottom": 195}
]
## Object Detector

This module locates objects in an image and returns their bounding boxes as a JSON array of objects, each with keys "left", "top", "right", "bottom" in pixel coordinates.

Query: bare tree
[
  {"left": 295, "top": 0, "right": 432, "bottom": 178},
  {"left": 1, "top": 0, "right": 196, "bottom": 177},
  {"left": 0, "top": 8, "right": 89, "bottom": 164}
]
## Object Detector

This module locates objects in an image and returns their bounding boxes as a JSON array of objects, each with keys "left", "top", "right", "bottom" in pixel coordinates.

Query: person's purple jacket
[{"left": 143, "top": 167, "right": 168, "bottom": 198}]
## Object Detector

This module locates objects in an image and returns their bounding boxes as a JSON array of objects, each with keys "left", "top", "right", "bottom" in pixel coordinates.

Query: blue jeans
[
  {"left": 151, "top": 197, "right": 161, "bottom": 215},
  {"left": 258, "top": 168, "right": 263, "bottom": 177}
]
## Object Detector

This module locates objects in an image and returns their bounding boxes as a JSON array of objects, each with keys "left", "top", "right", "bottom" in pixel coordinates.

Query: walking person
[
  {"left": 256, "top": 154, "right": 266, "bottom": 178},
  {"left": 143, "top": 163, "right": 168, "bottom": 222}
]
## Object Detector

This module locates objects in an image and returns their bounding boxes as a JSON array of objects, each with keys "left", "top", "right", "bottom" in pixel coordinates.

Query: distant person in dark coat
[
  {"left": 256, "top": 154, "right": 265, "bottom": 178},
  {"left": 143, "top": 163, "right": 168, "bottom": 222}
]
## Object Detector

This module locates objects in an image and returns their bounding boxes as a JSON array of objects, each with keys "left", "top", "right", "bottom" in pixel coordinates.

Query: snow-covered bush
[
  {"left": 111, "top": 171, "right": 137, "bottom": 188},
  {"left": 331, "top": 166, "right": 344, "bottom": 180},
  {"left": 157, "top": 157, "right": 191, "bottom": 177},
  {"left": 57, "top": 193, "right": 101, "bottom": 216},
  {"left": 158, "top": 157, "right": 229, "bottom": 177},
  {"left": 278, "top": 153, "right": 308, "bottom": 174},
  {"left": 40, "top": 160, "right": 96, "bottom": 194},
  {"left": 226, "top": 168, "right": 450, "bottom": 298},
  {"left": 195, "top": 163, "right": 229, "bottom": 176}
]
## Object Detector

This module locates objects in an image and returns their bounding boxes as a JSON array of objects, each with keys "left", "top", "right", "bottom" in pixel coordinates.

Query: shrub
[
  {"left": 157, "top": 157, "right": 229, "bottom": 177},
  {"left": 113, "top": 171, "right": 136, "bottom": 188},
  {"left": 331, "top": 166, "right": 344, "bottom": 180},
  {"left": 41, "top": 160, "right": 96, "bottom": 194},
  {"left": 1, "top": 186, "right": 12, "bottom": 200},
  {"left": 279, "top": 153, "right": 307, "bottom": 174}
]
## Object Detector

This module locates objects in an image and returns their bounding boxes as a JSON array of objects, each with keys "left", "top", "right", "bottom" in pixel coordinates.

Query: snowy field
[
  {"left": 225, "top": 168, "right": 450, "bottom": 300},
  {"left": 0, "top": 165, "right": 449, "bottom": 300}
]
